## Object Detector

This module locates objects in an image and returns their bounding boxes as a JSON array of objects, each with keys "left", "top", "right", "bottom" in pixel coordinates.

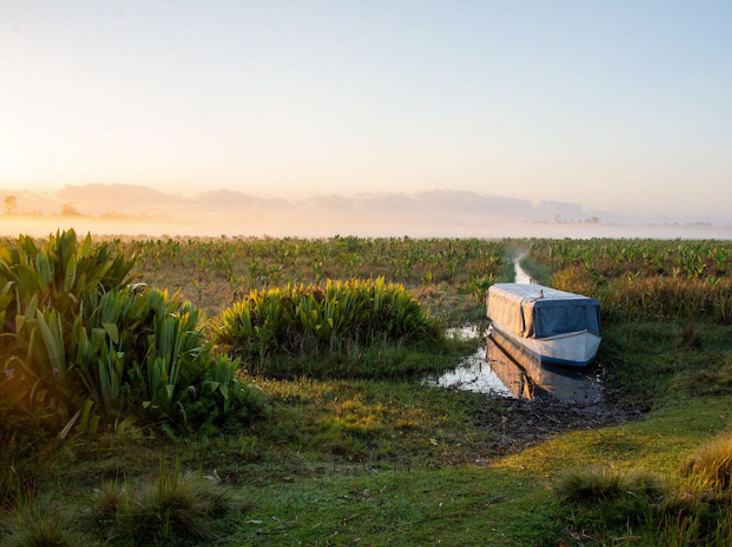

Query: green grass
[
  {"left": 597, "top": 320, "right": 732, "bottom": 408},
  {"left": 4, "top": 319, "right": 732, "bottom": 546},
  {"left": 1, "top": 499, "right": 87, "bottom": 547},
  {"left": 223, "top": 466, "right": 563, "bottom": 546},
  {"left": 6, "top": 236, "right": 732, "bottom": 545}
]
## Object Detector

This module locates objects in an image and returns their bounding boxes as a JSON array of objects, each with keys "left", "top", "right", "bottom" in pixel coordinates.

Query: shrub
[{"left": 0, "top": 230, "right": 135, "bottom": 417}]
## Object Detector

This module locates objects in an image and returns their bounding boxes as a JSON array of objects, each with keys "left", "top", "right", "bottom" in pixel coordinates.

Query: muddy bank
[{"left": 479, "top": 394, "right": 646, "bottom": 453}]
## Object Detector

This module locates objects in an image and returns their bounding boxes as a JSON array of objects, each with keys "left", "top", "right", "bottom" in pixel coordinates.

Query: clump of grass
[
  {"left": 555, "top": 466, "right": 665, "bottom": 525},
  {"left": 91, "top": 461, "right": 231, "bottom": 545},
  {"left": 555, "top": 437, "right": 732, "bottom": 545},
  {"left": 669, "top": 351, "right": 732, "bottom": 398},
  {"left": 3, "top": 500, "right": 86, "bottom": 547},
  {"left": 649, "top": 485, "right": 732, "bottom": 546},
  {"left": 682, "top": 433, "right": 732, "bottom": 489},
  {"left": 0, "top": 425, "right": 58, "bottom": 510}
]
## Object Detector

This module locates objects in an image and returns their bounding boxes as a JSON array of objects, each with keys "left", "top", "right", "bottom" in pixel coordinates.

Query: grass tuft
[
  {"left": 678, "top": 324, "right": 703, "bottom": 350},
  {"left": 683, "top": 433, "right": 732, "bottom": 489},
  {"left": 3, "top": 501, "right": 86, "bottom": 547},
  {"left": 555, "top": 466, "right": 666, "bottom": 525},
  {"left": 91, "top": 462, "right": 232, "bottom": 545}
]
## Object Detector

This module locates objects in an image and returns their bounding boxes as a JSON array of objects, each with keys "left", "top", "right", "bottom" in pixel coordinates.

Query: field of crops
[{"left": 3, "top": 233, "right": 732, "bottom": 546}]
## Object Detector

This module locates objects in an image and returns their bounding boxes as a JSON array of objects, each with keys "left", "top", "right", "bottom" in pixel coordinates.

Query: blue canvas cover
[{"left": 487, "top": 283, "right": 601, "bottom": 339}]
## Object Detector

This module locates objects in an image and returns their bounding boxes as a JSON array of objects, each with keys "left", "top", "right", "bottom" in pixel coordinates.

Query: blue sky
[{"left": 2, "top": 1, "right": 731, "bottom": 218}]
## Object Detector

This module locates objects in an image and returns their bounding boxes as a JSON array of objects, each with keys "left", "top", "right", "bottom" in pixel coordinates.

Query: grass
[
  {"left": 238, "top": 333, "right": 478, "bottom": 380},
  {"left": 682, "top": 433, "right": 732, "bottom": 489},
  {"left": 7, "top": 319, "right": 730, "bottom": 546},
  {"left": 5, "top": 236, "right": 732, "bottom": 545},
  {"left": 90, "top": 464, "right": 232, "bottom": 545},
  {"left": 555, "top": 467, "right": 666, "bottom": 529},
  {"left": 223, "top": 466, "right": 562, "bottom": 546},
  {"left": 118, "top": 236, "right": 510, "bottom": 323},
  {"left": 2, "top": 500, "right": 87, "bottom": 547}
]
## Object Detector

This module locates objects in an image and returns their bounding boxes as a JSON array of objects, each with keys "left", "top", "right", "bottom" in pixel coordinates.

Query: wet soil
[{"left": 478, "top": 391, "right": 646, "bottom": 453}]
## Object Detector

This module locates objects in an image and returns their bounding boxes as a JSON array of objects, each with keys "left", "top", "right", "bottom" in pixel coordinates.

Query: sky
[{"left": 2, "top": 1, "right": 731, "bottom": 220}]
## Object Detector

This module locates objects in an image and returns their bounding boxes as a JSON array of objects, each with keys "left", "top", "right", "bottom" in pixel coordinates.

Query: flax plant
[
  {"left": 217, "top": 278, "right": 441, "bottom": 369},
  {"left": 0, "top": 230, "right": 263, "bottom": 433}
]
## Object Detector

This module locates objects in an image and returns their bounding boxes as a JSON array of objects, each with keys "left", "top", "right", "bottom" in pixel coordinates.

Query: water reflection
[
  {"left": 514, "top": 252, "right": 533, "bottom": 284},
  {"left": 488, "top": 329, "right": 601, "bottom": 402},
  {"left": 430, "top": 328, "right": 601, "bottom": 402},
  {"left": 430, "top": 340, "right": 513, "bottom": 396}
]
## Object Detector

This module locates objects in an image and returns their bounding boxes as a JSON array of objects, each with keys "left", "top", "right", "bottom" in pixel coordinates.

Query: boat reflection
[
  {"left": 429, "top": 324, "right": 601, "bottom": 402},
  {"left": 488, "top": 329, "right": 601, "bottom": 402}
]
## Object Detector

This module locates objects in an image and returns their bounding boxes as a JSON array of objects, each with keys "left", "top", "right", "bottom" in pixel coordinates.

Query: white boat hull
[{"left": 490, "top": 323, "right": 601, "bottom": 367}]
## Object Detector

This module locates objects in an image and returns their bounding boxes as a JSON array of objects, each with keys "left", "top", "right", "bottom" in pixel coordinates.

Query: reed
[
  {"left": 522, "top": 238, "right": 732, "bottom": 324},
  {"left": 105, "top": 236, "right": 509, "bottom": 318}
]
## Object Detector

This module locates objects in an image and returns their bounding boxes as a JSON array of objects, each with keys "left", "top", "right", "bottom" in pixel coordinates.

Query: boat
[{"left": 486, "top": 283, "right": 601, "bottom": 367}]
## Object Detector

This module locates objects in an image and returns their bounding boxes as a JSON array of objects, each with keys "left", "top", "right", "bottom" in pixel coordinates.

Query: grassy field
[{"left": 3, "top": 235, "right": 732, "bottom": 546}]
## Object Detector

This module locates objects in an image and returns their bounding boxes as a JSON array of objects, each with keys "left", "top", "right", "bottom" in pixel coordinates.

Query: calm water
[
  {"left": 514, "top": 252, "right": 533, "bottom": 284},
  {"left": 428, "top": 327, "right": 601, "bottom": 402},
  {"left": 428, "top": 325, "right": 512, "bottom": 396}
]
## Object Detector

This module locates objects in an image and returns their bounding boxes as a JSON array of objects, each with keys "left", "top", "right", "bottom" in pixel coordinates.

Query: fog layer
[{"left": 1, "top": 184, "right": 730, "bottom": 239}]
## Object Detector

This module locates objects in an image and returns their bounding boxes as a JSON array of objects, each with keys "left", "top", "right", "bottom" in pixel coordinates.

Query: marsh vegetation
[{"left": 2, "top": 233, "right": 732, "bottom": 545}]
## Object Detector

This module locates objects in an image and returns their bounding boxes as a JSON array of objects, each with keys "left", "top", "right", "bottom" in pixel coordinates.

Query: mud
[{"left": 479, "top": 392, "right": 645, "bottom": 452}]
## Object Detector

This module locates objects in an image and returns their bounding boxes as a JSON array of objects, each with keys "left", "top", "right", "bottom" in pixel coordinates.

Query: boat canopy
[{"left": 487, "top": 283, "right": 601, "bottom": 339}]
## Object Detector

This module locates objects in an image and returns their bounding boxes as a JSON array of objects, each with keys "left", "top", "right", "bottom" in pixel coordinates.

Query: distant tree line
[{"left": 2, "top": 195, "right": 84, "bottom": 217}]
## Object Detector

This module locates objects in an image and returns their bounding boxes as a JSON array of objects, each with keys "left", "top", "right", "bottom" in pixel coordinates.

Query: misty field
[{"left": 2, "top": 232, "right": 732, "bottom": 546}]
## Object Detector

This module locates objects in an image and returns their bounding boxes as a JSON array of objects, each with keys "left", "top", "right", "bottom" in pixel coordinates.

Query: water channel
[{"left": 427, "top": 253, "right": 601, "bottom": 402}]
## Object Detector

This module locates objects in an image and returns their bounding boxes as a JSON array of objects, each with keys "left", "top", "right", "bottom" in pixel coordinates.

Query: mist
[{"left": 1, "top": 184, "right": 731, "bottom": 240}]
